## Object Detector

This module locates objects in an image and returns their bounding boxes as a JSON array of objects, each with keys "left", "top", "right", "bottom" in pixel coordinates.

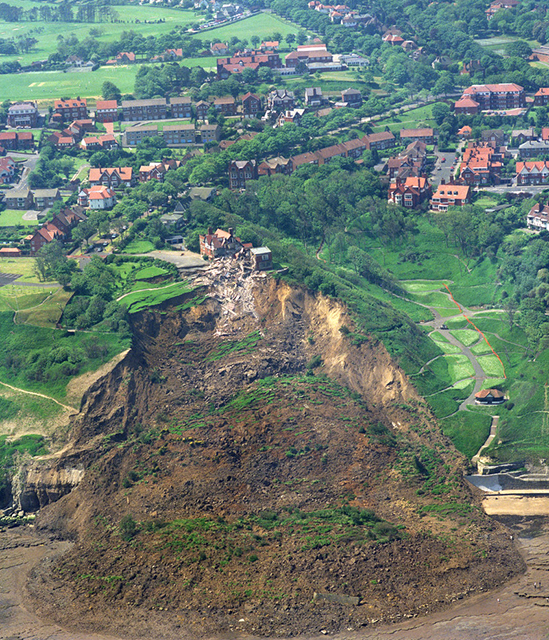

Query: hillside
[{"left": 27, "top": 264, "right": 521, "bottom": 638}]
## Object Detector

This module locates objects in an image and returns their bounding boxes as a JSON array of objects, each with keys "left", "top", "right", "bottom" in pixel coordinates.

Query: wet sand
[{"left": 2, "top": 525, "right": 549, "bottom": 640}]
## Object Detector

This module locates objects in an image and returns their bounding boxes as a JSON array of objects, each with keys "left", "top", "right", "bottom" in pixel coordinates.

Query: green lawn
[
  {"left": 134, "top": 265, "right": 170, "bottom": 280},
  {"left": 0, "top": 257, "right": 52, "bottom": 284},
  {"left": 430, "top": 332, "right": 462, "bottom": 354},
  {"left": 120, "top": 280, "right": 195, "bottom": 313},
  {"left": 194, "top": 12, "right": 302, "bottom": 43},
  {"left": 440, "top": 410, "right": 492, "bottom": 459},
  {"left": 450, "top": 329, "right": 480, "bottom": 347},
  {"left": 0, "top": 67, "right": 139, "bottom": 103},
  {"left": 122, "top": 240, "right": 155, "bottom": 254},
  {"left": 0, "top": 209, "right": 39, "bottom": 227},
  {"left": 477, "top": 354, "right": 505, "bottom": 378}
]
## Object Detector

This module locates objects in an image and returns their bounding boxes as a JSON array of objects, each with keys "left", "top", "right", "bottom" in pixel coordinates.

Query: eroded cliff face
[{"left": 26, "top": 266, "right": 522, "bottom": 638}]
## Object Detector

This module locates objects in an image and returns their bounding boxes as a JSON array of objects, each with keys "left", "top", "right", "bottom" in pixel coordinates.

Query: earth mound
[{"left": 31, "top": 265, "right": 522, "bottom": 638}]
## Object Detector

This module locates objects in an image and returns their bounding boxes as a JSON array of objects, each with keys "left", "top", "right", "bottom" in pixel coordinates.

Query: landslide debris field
[{"left": 31, "top": 266, "right": 521, "bottom": 638}]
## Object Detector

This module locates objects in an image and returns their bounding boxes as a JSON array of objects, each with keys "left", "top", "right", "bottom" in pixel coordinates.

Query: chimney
[
  {"left": 228, "top": 227, "right": 234, "bottom": 237},
  {"left": 208, "top": 227, "right": 213, "bottom": 235}
]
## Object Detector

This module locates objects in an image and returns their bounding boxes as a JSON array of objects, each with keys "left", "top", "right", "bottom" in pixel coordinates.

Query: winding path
[
  {"left": 0, "top": 381, "right": 76, "bottom": 412},
  {"left": 471, "top": 415, "right": 499, "bottom": 468}
]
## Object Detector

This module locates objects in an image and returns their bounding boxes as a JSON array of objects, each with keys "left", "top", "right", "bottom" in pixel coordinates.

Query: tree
[
  {"left": 505, "top": 40, "right": 533, "bottom": 59},
  {"left": 101, "top": 80, "right": 122, "bottom": 101},
  {"left": 34, "top": 241, "right": 77, "bottom": 285},
  {"left": 285, "top": 33, "right": 296, "bottom": 47},
  {"left": 433, "top": 73, "right": 454, "bottom": 97},
  {"left": 432, "top": 102, "right": 451, "bottom": 125},
  {"left": 296, "top": 31, "right": 307, "bottom": 45},
  {"left": 251, "top": 35, "right": 260, "bottom": 48}
]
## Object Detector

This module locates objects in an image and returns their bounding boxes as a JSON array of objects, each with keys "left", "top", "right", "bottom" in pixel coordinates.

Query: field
[
  {"left": 0, "top": 5, "right": 201, "bottom": 66},
  {"left": 0, "top": 67, "right": 139, "bottom": 103},
  {"left": 191, "top": 12, "right": 302, "bottom": 44},
  {"left": 370, "top": 103, "right": 440, "bottom": 134},
  {"left": 0, "top": 209, "right": 39, "bottom": 227}
]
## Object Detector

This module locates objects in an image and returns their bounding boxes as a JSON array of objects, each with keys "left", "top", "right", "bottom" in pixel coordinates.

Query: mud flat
[
  {"left": 0, "top": 527, "right": 120, "bottom": 640},
  {"left": 2, "top": 522, "right": 549, "bottom": 640}
]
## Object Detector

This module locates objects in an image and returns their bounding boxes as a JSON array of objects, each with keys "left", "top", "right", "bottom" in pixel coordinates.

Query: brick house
[
  {"left": 388, "top": 176, "right": 432, "bottom": 208},
  {"left": 54, "top": 98, "right": 88, "bottom": 121},
  {"left": 89, "top": 167, "right": 134, "bottom": 188},
  {"left": 200, "top": 124, "right": 221, "bottom": 143},
  {"left": 516, "top": 161, "right": 549, "bottom": 185},
  {"left": 199, "top": 227, "right": 251, "bottom": 258},
  {"left": 242, "top": 92, "right": 262, "bottom": 117},
  {"left": 163, "top": 124, "right": 197, "bottom": 145},
  {"left": 122, "top": 98, "right": 167, "bottom": 121},
  {"left": 0, "top": 132, "right": 17, "bottom": 150},
  {"left": 250, "top": 247, "right": 272, "bottom": 270},
  {"left": 363, "top": 131, "right": 396, "bottom": 151},
  {"left": 340, "top": 88, "right": 362, "bottom": 107},
  {"left": 534, "top": 88, "right": 549, "bottom": 106},
  {"left": 170, "top": 96, "right": 192, "bottom": 119},
  {"left": 3, "top": 188, "right": 33, "bottom": 209},
  {"left": 7, "top": 101, "right": 38, "bottom": 127},
  {"left": 95, "top": 99, "right": 119, "bottom": 123},
  {"left": 304, "top": 87, "right": 324, "bottom": 106},
  {"left": 400, "top": 128, "right": 435, "bottom": 144},
  {"left": 518, "top": 140, "right": 549, "bottom": 158},
  {"left": 453, "top": 96, "right": 480, "bottom": 115},
  {"left": 229, "top": 160, "right": 258, "bottom": 189},
  {"left": 214, "top": 96, "right": 237, "bottom": 115},
  {"left": 123, "top": 125, "right": 159, "bottom": 146},
  {"left": 457, "top": 83, "right": 525, "bottom": 110},
  {"left": 258, "top": 157, "right": 293, "bottom": 176},
  {"left": 33, "top": 188, "right": 61, "bottom": 210},
  {"left": 195, "top": 100, "right": 211, "bottom": 120}
]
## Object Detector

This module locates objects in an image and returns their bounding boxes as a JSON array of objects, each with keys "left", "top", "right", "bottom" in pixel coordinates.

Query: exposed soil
[{"left": 22, "top": 264, "right": 523, "bottom": 638}]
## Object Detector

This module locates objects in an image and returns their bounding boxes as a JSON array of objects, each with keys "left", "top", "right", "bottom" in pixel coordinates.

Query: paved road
[
  {"left": 14, "top": 153, "right": 40, "bottom": 192},
  {"left": 431, "top": 150, "right": 458, "bottom": 186}
]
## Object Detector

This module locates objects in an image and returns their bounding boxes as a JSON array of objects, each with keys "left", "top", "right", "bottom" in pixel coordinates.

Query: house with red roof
[
  {"left": 78, "top": 185, "right": 116, "bottom": 209},
  {"left": 199, "top": 227, "right": 252, "bottom": 258},
  {"left": 388, "top": 176, "right": 432, "bottom": 208},
  {"left": 89, "top": 167, "right": 133, "bottom": 188},
  {"left": 95, "top": 99, "right": 119, "bottom": 123},
  {"left": 534, "top": 88, "right": 549, "bottom": 106},
  {"left": 457, "top": 83, "right": 525, "bottom": 111},
  {"left": 516, "top": 161, "right": 549, "bottom": 185},
  {"left": 475, "top": 389, "right": 505, "bottom": 404},
  {"left": 430, "top": 181, "right": 471, "bottom": 211},
  {"left": 454, "top": 96, "right": 480, "bottom": 115},
  {"left": 53, "top": 98, "right": 88, "bottom": 121}
]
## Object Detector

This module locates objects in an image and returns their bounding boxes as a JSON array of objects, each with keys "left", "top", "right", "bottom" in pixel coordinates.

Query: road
[
  {"left": 431, "top": 150, "right": 459, "bottom": 187},
  {"left": 12, "top": 152, "right": 40, "bottom": 192}
]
